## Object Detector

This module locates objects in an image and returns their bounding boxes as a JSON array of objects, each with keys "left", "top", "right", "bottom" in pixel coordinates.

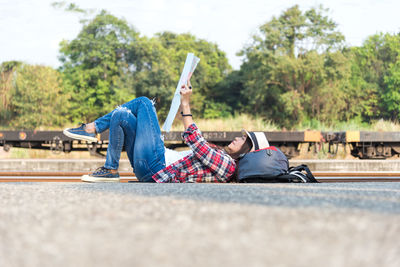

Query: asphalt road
[{"left": 0, "top": 182, "right": 399, "bottom": 267}]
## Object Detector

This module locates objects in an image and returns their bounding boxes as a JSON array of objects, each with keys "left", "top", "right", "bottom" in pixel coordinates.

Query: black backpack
[{"left": 237, "top": 146, "right": 318, "bottom": 183}]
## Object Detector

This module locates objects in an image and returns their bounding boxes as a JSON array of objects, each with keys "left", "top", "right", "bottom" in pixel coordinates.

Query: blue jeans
[{"left": 94, "top": 97, "right": 166, "bottom": 182}]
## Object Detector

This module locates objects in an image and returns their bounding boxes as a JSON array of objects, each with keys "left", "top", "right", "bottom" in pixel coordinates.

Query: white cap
[{"left": 242, "top": 130, "right": 270, "bottom": 151}]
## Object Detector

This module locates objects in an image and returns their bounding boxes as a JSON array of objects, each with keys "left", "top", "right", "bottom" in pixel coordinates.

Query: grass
[
  {"left": 171, "top": 113, "right": 280, "bottom": 131},
  {"left": 171, "top": 114, "right": 400, "bottom": 132},
  {"left": 297, "top": 118, "right": 400, "bottom": 132},
  {"left": 3, "top": 113, "right": 400, "bottom": 132},
  {"left": 370, "top": 119, "right": 400, "bottom": 131}
]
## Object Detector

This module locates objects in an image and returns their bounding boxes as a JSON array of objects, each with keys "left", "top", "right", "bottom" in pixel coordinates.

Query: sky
[{"left": 0, "top": 0, "right": 399, "bottom": 70}]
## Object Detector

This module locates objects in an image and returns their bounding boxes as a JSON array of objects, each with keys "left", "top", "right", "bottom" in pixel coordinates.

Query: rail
[{"left": 1, "top": 172, "right": 399, "bottom": 183}]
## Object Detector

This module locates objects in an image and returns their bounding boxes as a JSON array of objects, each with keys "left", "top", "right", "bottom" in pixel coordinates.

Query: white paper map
[{"left": 162, "top": 53, "right": 200, "bottom": 132}]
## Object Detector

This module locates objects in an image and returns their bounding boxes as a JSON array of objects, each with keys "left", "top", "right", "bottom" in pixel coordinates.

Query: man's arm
[{"left": 180, "top": 82, "right": 194, "bottom": 130}]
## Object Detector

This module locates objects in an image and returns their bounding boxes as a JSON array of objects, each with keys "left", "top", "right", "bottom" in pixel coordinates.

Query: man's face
[{"left": 227, "top": 134, "right": 248, "bottom": 153}]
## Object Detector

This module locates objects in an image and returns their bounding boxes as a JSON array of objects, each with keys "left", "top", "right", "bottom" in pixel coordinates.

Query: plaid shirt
[{"left": 152, "top": 123, "right": 236, "bottom": 183}]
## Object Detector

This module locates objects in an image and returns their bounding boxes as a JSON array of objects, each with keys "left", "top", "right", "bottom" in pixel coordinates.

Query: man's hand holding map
[{"left": 162, "top": 53, "right": 200, "bottom": 132}]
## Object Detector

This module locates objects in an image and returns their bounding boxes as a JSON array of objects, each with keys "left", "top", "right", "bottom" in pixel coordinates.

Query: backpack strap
[{"left": 289, "top": 164, "right": 319, "bottom": 183}]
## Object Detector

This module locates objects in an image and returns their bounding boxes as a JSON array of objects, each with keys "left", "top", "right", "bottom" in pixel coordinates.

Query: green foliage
[
  {"left": 133, "top": 32, "right": 231, "bottom": 120},
  {"left": 52, "top": 1, "right": 87, "bottom": 14},
  {"left": 0, "top": 64, "right": 69, "bottom": 129},
  {"left": 59, "top": 10, "right": 139, "bottom": 122},
  {"left": 214, "top": 70, "right": 245, "bottom": 111},
  {"left": 203, "top": 101, "right": 232, "bottom": 119},
  {"left": 2, "top": 4, "right": 400, "bottom": 130},
  {"left": 59, "top": 9, "right": 231, "bottom": 122},
  {"left": 349, "top": 33, "right": 400, "bottom": 121},
  {"left": 383, "top": 59, "right": 400, "bottom": 118},
  {"left": 254, "top": 5, "right": 344, "bottom": 58},
  {"left": 237, "top": 5, "right": 347, "bottom": 128},
  {"left": 0, "top": 61, "right": 22, "bottom": 122}
]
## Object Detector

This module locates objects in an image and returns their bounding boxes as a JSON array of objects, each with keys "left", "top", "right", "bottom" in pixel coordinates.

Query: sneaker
[
  {"left": 63, "top": 124, "right": 98, "bottom": 142},
  {"left": 81, "top": 167, "right": 120, "bottom": 183}
]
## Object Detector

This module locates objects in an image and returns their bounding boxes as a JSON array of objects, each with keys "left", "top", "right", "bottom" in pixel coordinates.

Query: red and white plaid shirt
[{"left": 152, "top": 123, "right": 236, "bottom": 183}]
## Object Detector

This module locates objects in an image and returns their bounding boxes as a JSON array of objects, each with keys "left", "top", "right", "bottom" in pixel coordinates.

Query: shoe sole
[
  {"left": 81, "top": 175, "right": 120, "bottom": 183},
  {"left": 63, "top": 128, "right": 98, "bottom": 143}
]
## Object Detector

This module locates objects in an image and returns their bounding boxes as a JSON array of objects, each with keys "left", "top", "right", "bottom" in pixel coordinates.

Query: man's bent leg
[
  {"left": 94, "top": 97, "right": 154, "bottom": 133},
  {"left": 132, "top": 97, "right": 166, "bottom": 182},
  {"left": 104, "top": 107, "right": 137, "bottom": 170},
  {"left": 82, "top": 107, "right": 137, "bottom": 183}
]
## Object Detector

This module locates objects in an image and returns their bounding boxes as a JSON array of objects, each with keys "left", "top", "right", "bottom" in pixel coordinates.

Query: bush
[{"left": 203, "top": 101, "right": 232, "bottom": 119}]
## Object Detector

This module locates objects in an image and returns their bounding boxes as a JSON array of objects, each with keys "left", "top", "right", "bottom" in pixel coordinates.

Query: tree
[
  {"left": 2, "top": 64, "right": 69, "bottom": 129},
  {"left": 59, "top": 10, "right": 139, "bottom": 122},
  {"left": 132, "top": 32, "right": 232, "bottom": 119},
  {"left": 213, "top": 70, "right": 244, "bottom": 115},
  {"left": 58, "top": 7, "right": 232, "bottom": 122},
  {"left": 256, "top": 5, "right": 344, "bottom": 58},
  {"left": 238, "top": 5, "right": 346, "bottom": 127},
  {"left": 350, "top": 33, "right": 400, "bottom": 120},
  {"left": 0, "top": 61, "right": 22, "bottom": 124},
  {"left": 383, "top": 57, "right": 400, "bottom": 119}
]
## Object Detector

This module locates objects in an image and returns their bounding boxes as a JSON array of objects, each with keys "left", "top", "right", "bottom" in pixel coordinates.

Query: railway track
[
  {"left": 0, "top": 172, "right": 137, "bottom": 183},
  {"left": 1, "top": 172, "right": 400, "bottom": 182}
]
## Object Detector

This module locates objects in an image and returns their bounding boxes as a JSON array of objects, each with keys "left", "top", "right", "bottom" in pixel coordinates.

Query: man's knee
[
  {"left": 136, "top": 96, "right": 154, "bottom": 106},
  {"left": 111, "top": 106, "right": 132, "bottom": 121}
]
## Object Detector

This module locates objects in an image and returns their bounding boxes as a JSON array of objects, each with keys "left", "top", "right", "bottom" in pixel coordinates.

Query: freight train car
[
  {"left": 319, "top": 131, "right": 400, "bottom": 159},
  {"left": 0, "top": 130, "right": 323, "bottom": 158},
  {"left": 346, "top": 131, "right": 400, "bottom": 159},
  {"left": 2, "top": 130, "right": 399, "bottom": 159},
  {"left": 0, "top": 130, "right": 108, "bottom": 156}
]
